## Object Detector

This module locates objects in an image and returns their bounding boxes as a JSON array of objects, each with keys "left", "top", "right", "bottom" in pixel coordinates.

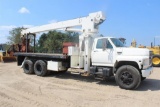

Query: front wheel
[{"left": 115, "top": 65, "right": 141, "bottom": 90}]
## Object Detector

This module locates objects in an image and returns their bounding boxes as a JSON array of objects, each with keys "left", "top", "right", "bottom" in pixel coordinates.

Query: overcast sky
[{"left": 0, "top": 0, "right": 160, "bottom": 46}]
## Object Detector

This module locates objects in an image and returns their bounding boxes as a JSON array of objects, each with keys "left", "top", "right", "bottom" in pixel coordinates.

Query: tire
[
  {"left": 23, "top": 60, "right": 34, "bottom": 74},
  {"left": 152, "top": 55, "right": 160, "bottom": 67},
  {"left": 115, "top": 65, "right": 141, "bottom": 90},
  {"left": 34, "top": 60, "right": 47, "bottom": 76}
]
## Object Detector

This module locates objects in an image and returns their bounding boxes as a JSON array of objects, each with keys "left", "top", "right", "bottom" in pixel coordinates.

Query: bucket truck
[{"left": 14, "top": 11, "right": 153, "bottom": 90}]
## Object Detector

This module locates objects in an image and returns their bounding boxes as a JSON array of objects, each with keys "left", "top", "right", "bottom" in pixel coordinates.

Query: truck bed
[
  {"left": 14, "top": 52, "right": 68, "bottom": 59},
  {"left": 14, "top": 52, "right": 70, "bottom": 66}
]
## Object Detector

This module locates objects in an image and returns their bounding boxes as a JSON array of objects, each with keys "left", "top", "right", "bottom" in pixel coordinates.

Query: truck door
[{"left": 91, "top": 38, "right": 114, "bottom": 66}]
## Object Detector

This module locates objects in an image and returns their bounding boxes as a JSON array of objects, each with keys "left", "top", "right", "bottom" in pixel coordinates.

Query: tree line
[{"left": 7, "top": 27, "right": 79, "bottom": 53}]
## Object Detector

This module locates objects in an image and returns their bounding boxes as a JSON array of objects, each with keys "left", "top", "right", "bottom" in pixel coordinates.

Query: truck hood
[{"left": 116, "top": 47, "right": 150, "bottom": 56}]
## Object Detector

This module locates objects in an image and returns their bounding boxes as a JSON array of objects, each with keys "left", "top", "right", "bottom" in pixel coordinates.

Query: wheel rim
[
  {"left": 120, "top": 72, "right": 133, "bottom": 85},
  {"left": 152, "top": 57, "right": 160, "bottom": 65}
]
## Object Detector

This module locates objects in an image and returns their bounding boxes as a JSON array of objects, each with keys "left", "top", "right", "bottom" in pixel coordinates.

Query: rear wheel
[
  {"left": 34, "top": 60, "right": 47, "bottom": 76},
  {"left": 115, "top": 65, "right": 141, "bottom": 90},
  {"left": 23, "top": 60, "right": 34, "bottom": 74},
  {"left": 152, "top": 55, "right": 160, "bottom": 67}
]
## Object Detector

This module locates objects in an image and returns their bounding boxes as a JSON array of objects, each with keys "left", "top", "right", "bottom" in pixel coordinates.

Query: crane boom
[{"left": 22, "top": 11, "right": 105, "bottom": 35}]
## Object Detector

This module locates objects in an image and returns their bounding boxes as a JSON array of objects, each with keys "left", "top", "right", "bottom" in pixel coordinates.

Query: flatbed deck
[
  {"left": 14, "top": 52, "right": 68, "bottom": 59},
  {"left": 14, "top": 52, "right": 70, "bottom": 66}
]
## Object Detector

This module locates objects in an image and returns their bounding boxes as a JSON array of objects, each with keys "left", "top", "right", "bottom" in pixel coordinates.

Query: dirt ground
[{"left": 0, "top": 62, "right": 160, "bottom": 107}]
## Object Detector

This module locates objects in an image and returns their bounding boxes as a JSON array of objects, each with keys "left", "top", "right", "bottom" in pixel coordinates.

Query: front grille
[{"left": 149, "top": 51, "right": 153, "bottom": 65}]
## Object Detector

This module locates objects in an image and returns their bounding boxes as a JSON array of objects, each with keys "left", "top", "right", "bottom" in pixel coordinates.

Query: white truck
[{"left": 14, "top": 11, "right": 153, "bottom": 90}]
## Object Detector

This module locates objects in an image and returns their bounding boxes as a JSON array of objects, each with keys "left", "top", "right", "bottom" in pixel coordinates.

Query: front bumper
[{"left": 141, "top": 66, "right": 153, "bottom": 77}]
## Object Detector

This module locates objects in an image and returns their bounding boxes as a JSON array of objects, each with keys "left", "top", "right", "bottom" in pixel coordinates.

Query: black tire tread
[
  {"left": 23, "top": 60, "right": 34, "bottom": 74},
  {"left": 115, "top": 65, "right": 141, "bottom": 90},
  {"left": 34, "top": 60, "right": 47, "bottom": 76}
]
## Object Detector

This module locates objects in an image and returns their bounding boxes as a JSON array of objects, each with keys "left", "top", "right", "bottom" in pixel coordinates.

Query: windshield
[{"left": 111, "top": 38, "right": 125, "bottom": 47}]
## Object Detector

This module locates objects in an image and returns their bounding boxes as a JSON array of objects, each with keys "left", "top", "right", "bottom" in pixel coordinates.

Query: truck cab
[{"left": 91, "top": 37, "right": 153, "bottom": 89}]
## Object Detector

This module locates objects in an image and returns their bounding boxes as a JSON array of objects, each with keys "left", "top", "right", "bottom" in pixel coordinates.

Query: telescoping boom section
[{"left": 22, "top": 11, "right": 105, "bottom": 35}]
